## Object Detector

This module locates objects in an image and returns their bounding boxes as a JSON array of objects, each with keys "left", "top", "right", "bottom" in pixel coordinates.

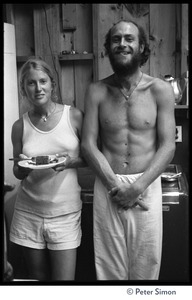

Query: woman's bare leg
[
  {"left": 22, "top": 247, "right": 51, "bottom": 281},
  {"left": 49, "top": 248, "right": 77, "bottom": 280}
]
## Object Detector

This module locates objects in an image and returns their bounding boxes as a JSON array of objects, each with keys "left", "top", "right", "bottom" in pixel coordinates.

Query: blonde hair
[{"left": 19, "top": 58, "right": 58, "bottom": 102}]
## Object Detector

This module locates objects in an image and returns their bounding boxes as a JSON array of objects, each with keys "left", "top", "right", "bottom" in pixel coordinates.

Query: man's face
[{"left": 108, "top": 21, "right": 143, "bottom": 76}]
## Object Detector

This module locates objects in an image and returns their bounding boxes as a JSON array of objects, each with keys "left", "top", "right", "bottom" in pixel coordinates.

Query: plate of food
[
  {"left": 161, "top": 172, "right": 182, "bottom": 182},
  {"left": 18, "top": 155, "right": 66, "bottom": 170}
]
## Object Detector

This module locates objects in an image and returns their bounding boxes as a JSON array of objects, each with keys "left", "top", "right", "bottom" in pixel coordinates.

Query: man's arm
[
  {"left": 81, "top": 82, "right": 120, "bottom": 191},
  {"left": 133, "top": 79, "right": 176, "bottom": 193}
]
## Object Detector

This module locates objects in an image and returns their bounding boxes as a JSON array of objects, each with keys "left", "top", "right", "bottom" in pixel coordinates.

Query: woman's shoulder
[
  {"left": 68, "top": 106, "right": 84, "bottom": 135},
  {"left": 11, "top": 116, "right": 24, "bottom": 142},
  {"left": 12, "top": 116, "right": 24, "bottom": 131}
]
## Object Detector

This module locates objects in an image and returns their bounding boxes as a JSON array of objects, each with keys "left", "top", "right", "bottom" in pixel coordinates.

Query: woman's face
[{"left": 23, "top": 68, "right": 53, "bottom": 107}]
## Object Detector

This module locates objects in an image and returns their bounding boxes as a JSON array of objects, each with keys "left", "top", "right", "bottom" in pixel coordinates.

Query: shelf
[
  {"left": 175, "top": 105, "right": 188, "bottom": 109},
  {"left": 58, "top": 53, "right": 93, "bottom": 61},
  {"left": 17, "top": 54, "right": 94, "bottom": 62}
]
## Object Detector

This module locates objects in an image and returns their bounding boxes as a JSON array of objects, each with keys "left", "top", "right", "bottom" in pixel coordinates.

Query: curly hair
[{"left": 104, "top": 20, "right": 150, "bottom": 67}]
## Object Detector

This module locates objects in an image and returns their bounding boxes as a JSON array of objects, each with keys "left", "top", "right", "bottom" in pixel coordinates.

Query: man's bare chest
[{"left": 99, "top": 95, "right": 157, "bottom": 132}]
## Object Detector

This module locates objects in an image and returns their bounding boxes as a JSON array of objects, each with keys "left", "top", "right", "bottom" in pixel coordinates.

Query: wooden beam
[
  {"left": 181, "top": 4, "right": 188, "bottom": 74},
  {"left": 92, "top": 4, "right": 99, "bottom": 81}
]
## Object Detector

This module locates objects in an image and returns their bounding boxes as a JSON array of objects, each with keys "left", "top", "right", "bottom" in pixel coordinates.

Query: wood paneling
[
  {"left": 11, "top": 3, "right": 188, "bottom": 108},
  {"left": 149, "top": 4, "right": 176, "bottom": 78},
  {"left": 74, "top": 60, "right": 93, "bottom": 111},
  {"left": 14, "top": 4, "right": 34, "bottom": 56},
  {"left": 8, "top": 4, "right": 188, "bottom": 113},
  {"left": 62, "top": 3, "right": 77, "bottom": 31},
  {"left": 73, "top": 4, "right": 92, "bottom": 53},
  {"left": 60, "top": 61, "right": 75, "bottom": 106},
  {"left": 34, "top": 4, "right": 60, "bottom": 56},
  {"left": 33, "top": 4, "right": 63, "bottom": 103},
  {"left": 33, "top": 4, "right": 93, "bottom": 109}
]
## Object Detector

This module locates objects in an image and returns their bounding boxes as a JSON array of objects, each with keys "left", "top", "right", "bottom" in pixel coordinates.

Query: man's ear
[{"left": 140, "top": 44, "right": 144, "bottom": 53}]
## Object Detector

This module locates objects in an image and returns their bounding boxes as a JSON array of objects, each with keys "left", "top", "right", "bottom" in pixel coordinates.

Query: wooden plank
[
  {"left": 73, "top": 4, "right": 93, "bottom": 53},
  {"left": 59, "top": 3, "right": 94, "bottom": 110},
  {"left": 62, "top": 4, "right": 76, "bottom": 31},
  {"left": 175, "top": 4, "right": 181, "bottom": 78},
  {"left": 33, "top": 6, "right": 50, "bottom": 58},
  {"left": 92, "top": 4, "right": 99, "bottom": 81},
  {"left": 181, "top": 4, "right": 188, "bottom": 74},
  {"left": 74, "top": 61, "right": 93, "bottom": 112},
  {"left": 73, "top": 4, "right": 93, "bottom": 111},
  {"left": 60, "top": 61, "right": 75, "bottom": 106},
  {"left": 149, "top": 4, "right": 176, "bottom": 78},
  {"left": 33, "top": 4, "right": 62, "bottom": 102},
  {"left": 60, "top": 31, "right": 73, "bottom": 53},
  {"left": 33, "top": 4, "right": 60, "bottom": 56},
  {"left": 14, "top": 4, "right": 34, "bottom": 56},
  {"left": 58, "top": 54, "right": 93, "bottom": 61}
]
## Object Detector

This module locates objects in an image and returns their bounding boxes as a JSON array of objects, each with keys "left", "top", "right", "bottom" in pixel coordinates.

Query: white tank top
[{"left": 15, "top": 105, "right": 82, "bottom": 217}]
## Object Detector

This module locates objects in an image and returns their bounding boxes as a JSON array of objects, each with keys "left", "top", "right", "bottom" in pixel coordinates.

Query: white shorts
[{"left": 10, "top": 209, "right": 82, "bottom": 250}]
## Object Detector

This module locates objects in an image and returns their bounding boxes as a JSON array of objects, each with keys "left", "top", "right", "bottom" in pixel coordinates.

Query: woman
[{"left": 10, "top": 58, "right": 85, "bottom": 281}]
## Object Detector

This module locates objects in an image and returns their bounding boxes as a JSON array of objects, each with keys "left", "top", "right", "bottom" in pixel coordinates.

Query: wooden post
[{"left": 181, "top": 4, "right": 188, "bottom": 74}]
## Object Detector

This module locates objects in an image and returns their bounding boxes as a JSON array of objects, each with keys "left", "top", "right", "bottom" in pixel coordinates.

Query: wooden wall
[
  {"left": 4, "top": 3, "right": 188, "bottom": 114},
  {"left": 8, "top": 3, "right": 94, "bottom": 114}
]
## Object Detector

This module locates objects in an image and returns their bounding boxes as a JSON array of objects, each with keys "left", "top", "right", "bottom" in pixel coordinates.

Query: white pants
[{"left": 93, "top": 174, "right": 162, "bottom": 280}]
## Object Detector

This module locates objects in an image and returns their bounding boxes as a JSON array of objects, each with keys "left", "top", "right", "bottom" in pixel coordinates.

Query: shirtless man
[{"left": 81, "top": 20, "right": 176, "bottom": 280}]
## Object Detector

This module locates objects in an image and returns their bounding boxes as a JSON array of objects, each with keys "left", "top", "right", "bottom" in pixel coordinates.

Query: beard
[{"left": 108, "top": 49, "right": 142, "bottom": 77}]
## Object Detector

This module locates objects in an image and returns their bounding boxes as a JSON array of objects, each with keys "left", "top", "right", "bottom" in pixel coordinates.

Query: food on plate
[{"left": 28, "top": 155, "right": 58, "bottom": 165}]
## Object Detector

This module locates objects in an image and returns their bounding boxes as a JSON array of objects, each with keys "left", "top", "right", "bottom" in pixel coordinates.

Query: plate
[
  {"left": 161, "top": 172, "right": 179, "bottom": 182},
  {"left": 18, "top": 157, "right": 66, "bottom": 170}
]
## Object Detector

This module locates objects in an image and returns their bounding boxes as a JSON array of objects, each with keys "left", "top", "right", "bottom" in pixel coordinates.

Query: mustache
[{"left": 114, "top": 48, "right": 132, "bottom": 54}]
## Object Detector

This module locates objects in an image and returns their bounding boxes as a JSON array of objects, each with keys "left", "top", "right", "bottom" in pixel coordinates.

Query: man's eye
[
  {"left": 126, "top": 38, "right": 133, "bottom": 42},
  {"left": 112, "top": 37, "right": 120, "bottom": 43}
]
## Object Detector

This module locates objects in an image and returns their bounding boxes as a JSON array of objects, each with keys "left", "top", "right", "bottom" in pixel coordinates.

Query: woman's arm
[{"left": 11, "top": 118, "right": 32, "bottom": 180}]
